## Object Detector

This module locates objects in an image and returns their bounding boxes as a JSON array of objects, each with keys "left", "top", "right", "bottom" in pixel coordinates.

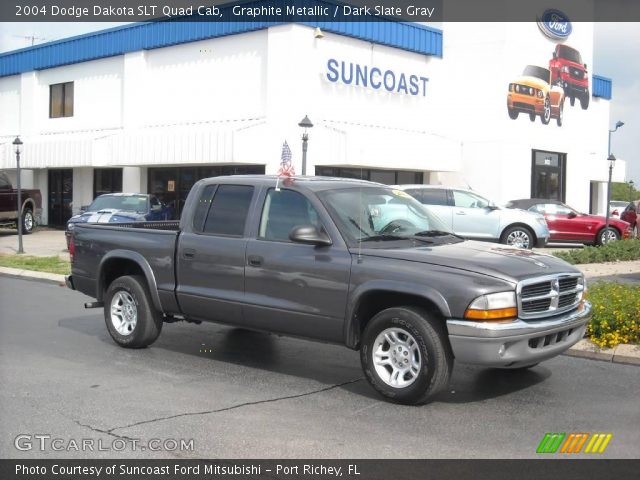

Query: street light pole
[
  {"left": 12, "top": 136, "right": 24, "bottom": 254},
  {"left": 604, "top": 154, "right": 616, "bottom": 244},
  {"left": 606, "top": 120, "right": 624, "bottom": 219},
  {"left": 298, "top": 115, "right": 313, "bottom": 176}
]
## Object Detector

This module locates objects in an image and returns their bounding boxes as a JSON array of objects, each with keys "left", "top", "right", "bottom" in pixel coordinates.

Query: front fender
[
  {"left": 344, "top": 279, "right": 451, "bottom": 349},
  {"left": 97, "top": 250, "right": 164, "bottom": 313}
]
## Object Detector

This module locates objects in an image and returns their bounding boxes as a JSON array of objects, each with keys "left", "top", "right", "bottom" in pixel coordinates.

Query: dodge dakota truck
[
  {"left": 66, "top": 176, "right": 591, "bottom": 404},
  {"left": 0, "top": 170, "right": 42, "bottom": 233}
]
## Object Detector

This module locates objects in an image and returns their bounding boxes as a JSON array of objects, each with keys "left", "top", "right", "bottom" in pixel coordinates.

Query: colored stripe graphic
[
  {"left": 537, "top": 433, "right": 565, "bottom": 453},
  {"left": 539, "top": 433, "right": 613, "bottom": 454}
]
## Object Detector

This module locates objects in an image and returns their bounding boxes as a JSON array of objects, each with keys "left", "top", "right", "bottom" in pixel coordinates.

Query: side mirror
[
  {"left": 289, "top": 225, "right": 332, "bottom": 246},
  {"left": 80, "top": 205, "right": 89, "bottom": 212},
  {"left": 567, "top": 211, "right": 577, "bottom": 219},
  {"left": 486, "top": 203, "right": 499, "bottom": 211},
  {"left": 552, "top": 51, "right": 557, "bottom": 59}
]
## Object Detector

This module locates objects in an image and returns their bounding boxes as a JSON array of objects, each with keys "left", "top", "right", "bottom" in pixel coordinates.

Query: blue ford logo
[{"left": 537, "top": 9, "right": 572, "bottom": 40}]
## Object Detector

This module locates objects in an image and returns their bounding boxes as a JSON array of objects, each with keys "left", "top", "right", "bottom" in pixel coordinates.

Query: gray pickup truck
[{"left": 66, "top": 176, "right": 591, "bottom": 404}]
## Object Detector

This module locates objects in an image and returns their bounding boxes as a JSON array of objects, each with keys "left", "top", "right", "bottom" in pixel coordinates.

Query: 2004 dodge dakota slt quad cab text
[{"left": 66, "top": 176, "right": 591, "bottom": 404}]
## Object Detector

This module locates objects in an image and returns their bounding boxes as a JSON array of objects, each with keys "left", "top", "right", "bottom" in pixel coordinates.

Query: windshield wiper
[{"left": 414, "top": 230, "right": 464, "bottom": 239}]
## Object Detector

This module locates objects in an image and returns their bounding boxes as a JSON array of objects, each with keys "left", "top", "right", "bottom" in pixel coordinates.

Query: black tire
[
  {"left": 540, "top": 96, "right": 551, "bottom": 125},
  {"left": 570, "top": 96, "right": 575, "bottom": 107},
  {"left": 360, "top": 307, "right": 453, "bottom": 405},
  {"left": 500, "top": 225, "right": 534, "bottom": 249},
  {"left": 597, "top": 227, "right": 620, "bottom": 246},
  {"left": 21, "top": 207, "right": 34, "bottom": 234},
  {"left": 580, "top": 93, "right": 589, "bottom": 110},
  {"left": 508, "top": 107, "right": 519, "bottom": 120},
  {"left": 556, "top": 101, "right": 564, "bottom": 127},
  {"left": 529, "top": 113, "right": 536, "bottom": 122},
  {"left": 103, "top": 275, "right": 163, "bottom": 348}
]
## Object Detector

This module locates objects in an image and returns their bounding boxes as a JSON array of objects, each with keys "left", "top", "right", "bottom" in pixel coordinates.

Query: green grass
[
  {"left": 0, "top": 255, "right": 70, "bottom": 275},
  {"left": 553, "top": 239, "right": 640, "bottom": 265}
]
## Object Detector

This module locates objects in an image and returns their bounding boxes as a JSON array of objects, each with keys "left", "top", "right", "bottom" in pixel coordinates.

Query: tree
[{"left": 610, "top": 182, "right": 639, "bottom": 202}]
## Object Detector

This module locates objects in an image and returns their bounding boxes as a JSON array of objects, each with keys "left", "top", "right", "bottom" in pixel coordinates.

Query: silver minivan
[{"left": 395, "top": 185, "right": 550, "bottom": 249}]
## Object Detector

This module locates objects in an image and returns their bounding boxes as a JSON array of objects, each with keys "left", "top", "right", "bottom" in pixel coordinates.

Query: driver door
[
  {"left": 243, "top": 188, "right": 351, "bottom": 343},
  {"left": 451, "top": 190, "right": 500, "bottom": 239}
]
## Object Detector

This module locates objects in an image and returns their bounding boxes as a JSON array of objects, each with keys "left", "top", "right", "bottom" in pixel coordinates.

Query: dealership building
[{"left": 0, "top": 9, "right": 625, "bottom": 227}]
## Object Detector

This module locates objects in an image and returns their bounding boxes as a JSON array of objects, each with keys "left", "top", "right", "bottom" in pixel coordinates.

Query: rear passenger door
[
  {"left": 176, "top": 183, "right": 255, "bottom": 324},
  {"left": 405, "top": 188, "right": 453, "bottom": 230},
  {"left": 243, "top": 188, "right": 351, "bottom": 343}
]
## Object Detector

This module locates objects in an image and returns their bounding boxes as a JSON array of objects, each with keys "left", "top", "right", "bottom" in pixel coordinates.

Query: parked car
[
  {"left": 66, "top": 176, "right": 591, "bottom": 404},
  {"left": 505, "top": 199, "right": 631, "bottom": 245},
  {"left": 395, "top": 185, "right": 549, "bottom": 249},
  {"left": 65, "top": 193, "right": 174, "bottom": 248},
  {"left": 549, "top": 44, "right": 589, "bottom": 110},
  {"left": 507, "top": 65, "right": 565, "bottom": 126},
  {"left": 609, "top": 200, "right": 629, "bottom": 219},
  {"left": 0, "top": 170, "right": 42, "bottom": 234},
  {"left": 620, "top": 200, "right": 639, "bottom": 238}
]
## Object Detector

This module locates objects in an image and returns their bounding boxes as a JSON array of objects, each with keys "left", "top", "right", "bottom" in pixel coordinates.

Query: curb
[
  {"left": 564, "top": 339, "right": 640, "bottom": 366},
  {"left": 0, "top": 266, "right": 66, "bottom": 286}
]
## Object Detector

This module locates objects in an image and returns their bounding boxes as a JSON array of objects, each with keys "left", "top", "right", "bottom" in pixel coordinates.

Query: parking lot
[{"left": 1, "top": 275, "right": 639, "bottom": 459}]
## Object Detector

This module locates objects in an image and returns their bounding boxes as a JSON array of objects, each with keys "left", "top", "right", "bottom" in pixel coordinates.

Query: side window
[
  {"left": 405, "top": 189, "right": 424, "bottom": 203},
  {"left": 420, "top": 188, "right": 448, "bottom": 206},
  {"left": 0, "top": 172, "right": 11, "bottom": 189},
  {"left": 202, "top": 185, "right": 254, "bottom": 236},
  {"left": 259, "top": 189, "right": 322, "bottom": 242},
  {"left": 453, "top": 190, "right": 488, "bottom": 208},
  {"left": 192, "top": 185, "right": 216, "bottom": 231}
]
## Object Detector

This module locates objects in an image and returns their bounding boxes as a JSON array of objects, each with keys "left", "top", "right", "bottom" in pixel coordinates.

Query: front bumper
[{"left": 446, "top": 302, "right": 591, "bottom": 367}]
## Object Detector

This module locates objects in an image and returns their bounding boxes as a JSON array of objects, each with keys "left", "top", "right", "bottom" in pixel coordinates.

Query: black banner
[
  {"left": 1, "top": 459, "right": 639, "bottom": 480},
  {"left": 2, "top": 0, "right": 640, "bottom": 22}
]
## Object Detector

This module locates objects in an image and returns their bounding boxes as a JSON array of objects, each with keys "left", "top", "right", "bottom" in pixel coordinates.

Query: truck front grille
[{"left": 517, "top": 273, "right": 584, "bottom": 319}]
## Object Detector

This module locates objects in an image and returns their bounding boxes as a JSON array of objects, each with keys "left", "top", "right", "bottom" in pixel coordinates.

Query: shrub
[
  {"left": 586, "top": 281, "right": 640, "bottom": 349},
  {"left": 553, "top": 239, "right": 640, "bottom": 265}
]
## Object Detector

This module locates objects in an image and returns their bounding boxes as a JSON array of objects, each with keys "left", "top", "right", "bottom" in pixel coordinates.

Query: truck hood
[{"left": 353, "top": 240, "right": 580, "bottom": 284}]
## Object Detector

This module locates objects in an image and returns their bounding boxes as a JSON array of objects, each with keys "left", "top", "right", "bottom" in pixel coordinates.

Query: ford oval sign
[{"left": 537, "top": 9, "right": 572, "bottom": 40}]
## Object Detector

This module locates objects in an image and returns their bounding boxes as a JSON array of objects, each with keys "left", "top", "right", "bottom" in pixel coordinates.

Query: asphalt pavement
[{"left": 1, "top": 276, "right": 639, "bottom": 459}]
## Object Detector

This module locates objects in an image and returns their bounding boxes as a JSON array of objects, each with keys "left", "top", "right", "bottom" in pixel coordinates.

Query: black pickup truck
[
  {"left": 66, "top": 176, "right": 591, "bottom": 404},
  {"left": 0, "top": 170, "right": 42, "bottom": 233}
]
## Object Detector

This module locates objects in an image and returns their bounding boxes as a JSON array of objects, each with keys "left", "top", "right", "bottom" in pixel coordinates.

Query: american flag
[{"left": 277, "top": 141, "right": 295, "bottom": 177}]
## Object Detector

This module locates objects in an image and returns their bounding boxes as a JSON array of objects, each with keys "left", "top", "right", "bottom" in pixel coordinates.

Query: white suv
[{"left": 395, "top": 185, "right": 550, "bottom": 249}]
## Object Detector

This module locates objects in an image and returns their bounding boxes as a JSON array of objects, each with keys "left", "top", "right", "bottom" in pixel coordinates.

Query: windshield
[
  {"left": 558, "top": 46, "right": 583, "bottom": 64},
  {"left": 320, "top": 186, "right": 456, "bottom": 245},
  {"left": 523, "top": 65, "right": 550, "bottom": 83},
  {"left": 88, "top": 195, "right": 148, "bottom": 213}
]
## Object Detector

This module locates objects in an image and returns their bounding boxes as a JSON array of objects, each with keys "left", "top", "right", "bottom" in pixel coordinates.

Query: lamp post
[
  {"left": 607, "top": 120, "right": 624, "bottom": 159},
  {"left": 605, "top": 120, "right": 624, "bottom": 225},
  {"left": 12, "top": 136, "right": 24, "bottom": 254},
  {"left": 298, "top": 115, "right": 313, "bottom": 176},
  {"left": 604, "top": 153, "right": 616, "bottom": 244}
]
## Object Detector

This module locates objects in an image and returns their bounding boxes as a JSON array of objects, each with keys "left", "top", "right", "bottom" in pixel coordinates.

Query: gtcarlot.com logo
[
  {"left": 15, "top": 434, "right": 194, "bottom": 452},
  {"left": 537, "top": 432, "right": 612, "bottom": 454}
]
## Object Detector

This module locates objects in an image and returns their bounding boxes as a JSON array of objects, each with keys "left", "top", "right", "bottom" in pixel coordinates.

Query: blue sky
[{"left": 0, "top": 21, "right": 638, "bottom": 185}]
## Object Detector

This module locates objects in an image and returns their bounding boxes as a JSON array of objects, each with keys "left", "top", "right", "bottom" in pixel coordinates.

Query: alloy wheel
[
  {"left": 372, "top": 327, "right": 422, "bottom": 388},
  {"left": 110, "top": 291, "right": 138, "bottom": 336},
  {"left": 506, "top": 230, "right": 530, "bottom": 248}
]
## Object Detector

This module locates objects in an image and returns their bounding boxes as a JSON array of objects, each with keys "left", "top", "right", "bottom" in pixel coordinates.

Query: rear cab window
[{"left": 194, "top": 184, "right": 254, "bottom": 236}]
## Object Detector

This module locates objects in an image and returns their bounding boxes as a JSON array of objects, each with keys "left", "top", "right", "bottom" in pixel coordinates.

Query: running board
[{"left": 84, "top": 302, "right": 104, "bottom": 309}]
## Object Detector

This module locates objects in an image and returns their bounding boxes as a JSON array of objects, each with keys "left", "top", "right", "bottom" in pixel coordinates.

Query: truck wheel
[
  {"left": 529, "top": 113, "right": 536, "bottom": 122},
  {"left": 508, "top": 107, "right": 519, "bottom": 119},
  {"left": 570, "top": 96, "right": 575, "bottom": 107},
  {"left": 597, "top": 227, "right": 619, "bottom": 245},
  {"left": 21, "top": 208, "right": 34, "bottom": 234},
  {"left": 360, "top": 307, "right": 453, "bottom": 405},
  {"left": 580, "top": 93, "right": 589, "bottom": 110},
  {"left": 104, "top": 275, "right": 163, "bottom": 348},
  {"left": 556, "top": 102, "right": 564, "bottom": 127},
  {"left": 501, "top": 225, "right": 534, "bottom": 249}
]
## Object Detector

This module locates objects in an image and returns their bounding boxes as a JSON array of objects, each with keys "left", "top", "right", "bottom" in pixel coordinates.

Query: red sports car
[{"left": 506, "top": 199, "right": 631, "bottom": 245}]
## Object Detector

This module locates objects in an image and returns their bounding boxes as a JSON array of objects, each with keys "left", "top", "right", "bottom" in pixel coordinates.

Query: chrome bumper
[{"left": 446, "top": 301, "right": 591, "bottom": 367}]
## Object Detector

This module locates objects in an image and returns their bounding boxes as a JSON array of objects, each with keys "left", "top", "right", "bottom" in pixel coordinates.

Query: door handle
[
  {"left": 247, "top": 255, "right": 263, "bottom": 267},
  {"left": 455, "top": 211, "right": 466, "bottom": 215},
  {"left": 183, "top": 248, "right": 196, "bottom": 259}
]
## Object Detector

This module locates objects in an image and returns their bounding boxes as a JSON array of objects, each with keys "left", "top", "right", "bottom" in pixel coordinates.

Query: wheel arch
[
  {"left": 345, "top": 281, "right": 451, "bottom": 350},
  {"left": 97, "top": 250, "right": 163, "bottom": 313}
]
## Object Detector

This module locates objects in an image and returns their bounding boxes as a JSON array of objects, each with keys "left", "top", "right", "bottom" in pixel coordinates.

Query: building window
[
  {"left": 49, "top": 82, "right": 74, "bottom": 118},
  {"left": 315, "top": 167, "right": 423, "bottom": 185},
  {"left": 93, "top": 168, "right": 123, "bottom": 198},
  {"left": 531, "top": 150, "right": 566, "bottom": 201}
]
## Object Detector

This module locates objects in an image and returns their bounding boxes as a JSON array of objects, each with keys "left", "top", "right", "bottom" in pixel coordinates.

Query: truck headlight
[
  {"left": 464, "top": 292, "right": 517, "bottom": 321},
  {"left": 67, "top": 223, "right": 74, "bottom": 231}
]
